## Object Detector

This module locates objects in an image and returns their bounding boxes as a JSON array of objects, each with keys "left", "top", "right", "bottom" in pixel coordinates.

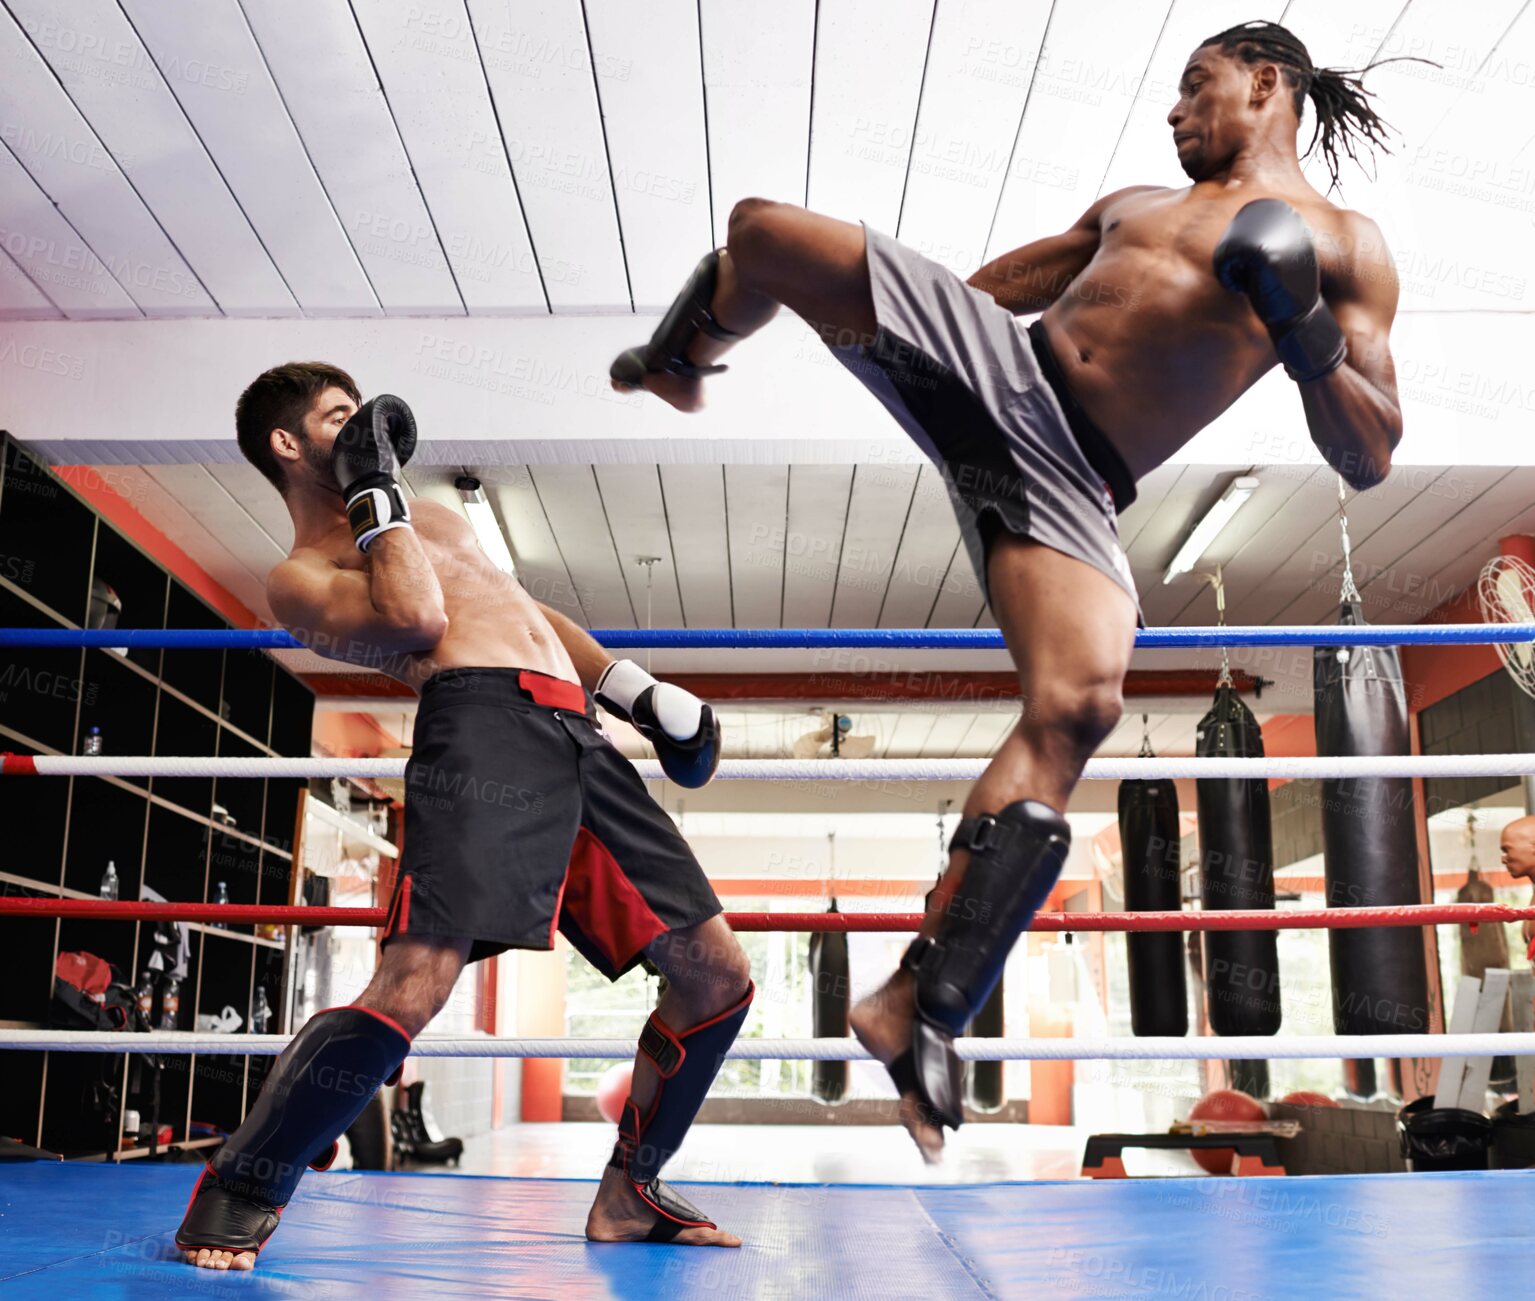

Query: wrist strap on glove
[{"left": 347, "top": 478, "right": 411, "bottom": 552}]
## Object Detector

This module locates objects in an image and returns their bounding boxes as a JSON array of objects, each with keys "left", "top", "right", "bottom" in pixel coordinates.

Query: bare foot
[
  {"left": 183, "top": 1247, "right": 256, "bottom": 1271},
  {"left": 610, "top": 370, "right": 706, "bottom": 413},
  {"left": 585, "top": 1165, "right": 741, "bottom": 1247},
  {"left": 850, "top": 972, "right": 947, "bottom": 1164}
]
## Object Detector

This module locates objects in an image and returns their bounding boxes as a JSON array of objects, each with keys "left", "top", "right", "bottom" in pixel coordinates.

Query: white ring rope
[
  {"left": 11, "top": 754, "right": 1535, "bottom": 781},
  {"left": 4, "top": 1030, "right": 1531, "bottom": 1061}
]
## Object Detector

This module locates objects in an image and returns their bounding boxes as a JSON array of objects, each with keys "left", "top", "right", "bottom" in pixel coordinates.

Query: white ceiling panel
[
  {"left": 1265, "top": 466, "right": 1462, "bottom": 627},
  {"left": 0, "top": 5, "right": 212, "bottom": 316},
  {"left": 143, "top": 462, "right": 287, "bottom": 577},
  {"left": 923, "top": 709, "right": 982, "bottom": 758},
  {"left": 594, "top": 465, "right": 686, "bottom": 628},
  {"left": 1364, "top": 468, "right": 1532, "bottom": 624},
  {"left": 985, "top": 0, "right": 1172, "bottom": 256},
  {"left": 781, "top": 464, "right": 852, "bottom": 627},
  {"left": 346, "top": 0, "right": 543, "bottom": 313},
  {"left": 1098, "top": 0, "right": 1287, "bottom": 197},
  {"left": 584, "top": 0, "right": 714, "bottom": 307},
  {"left": 700, "top": 0, "right": 816, "bottom": 243},
  {"left": 659, "top": 464, "right": 733, "bottom": 627},
  {"left": 479, "top": 466, "right": 587, "bottom": 623},
  {"left": 925, "top": 543, "right": 986, "bottom": 630},
  {"left": 119, "top": 0, "right": 377, "bottom": 314},
  {"left": 527, "top": 465, "right": 634, "bottom": 627},
  {"left": 725, "top": 463, "right": 787, "bottom": 626},
  {"left": 241, "top": 0, "right": 462, "bottom": 315},
  {"left": 876, "top": 462, "right": 960, "bottom": 627},
  {"left": 881, "top": 710, "right": 936, "bottom": 758},
  {"left": 894, "top": 0, "right": 1051, "bottom": 274},
  {"left": 7, "top": 0, "right": 295, "bottom": 316},
  {"left": 206, "top": 462, "right": 294, "bottom": 552},
  {"left": 0, "top": 142, "right": 137, "bottom": 317},
  {"left": 0, "top": 242, "right": 59, "bottom": 318},
  {"left": 468, "top": 0, "right": 629, "bottom": 311},
  {"left": 831, "top": 462, "right": 917, "bottom": 627},
  {"left": 805, "top": 0, "right": 931, "bottom": 229}
]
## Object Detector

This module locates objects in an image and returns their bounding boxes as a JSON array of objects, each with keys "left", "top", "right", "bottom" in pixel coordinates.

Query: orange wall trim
[{"left": 55, "top": 465, "right": 261, "bottom": 631}]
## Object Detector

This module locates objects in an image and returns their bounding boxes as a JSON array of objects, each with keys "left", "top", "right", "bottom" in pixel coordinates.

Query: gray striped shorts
[{"left": 830, "top": 225, "right": 1140, "bottom": 615}]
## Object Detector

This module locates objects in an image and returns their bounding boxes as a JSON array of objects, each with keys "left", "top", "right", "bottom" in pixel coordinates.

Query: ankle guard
[
  {"left": 611, "top": 251, "right": 740, "bottom": 388},
  {"left": 176, "top": 1005, "right": 411, "bottom": 1255},
  {"left": 897, "top": 801, "right": 1069, "bottom": 1130},
  {"left": 609, "top": 982, "right": 753, "bottom": 1224}
]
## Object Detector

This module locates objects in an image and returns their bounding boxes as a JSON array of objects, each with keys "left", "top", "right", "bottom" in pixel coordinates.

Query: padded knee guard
[
  {"left": 176, "top": 1005, "right": 411, "bottom": 1256},
  {"left": 895, "top": 801, "right": 1070, "bottom": 1130},
  {"left": 610, "top": 251, "right": 740, "bottom": 388},
  {"left": 609, "top": 982, "right": 753, "bottom": 1238}
]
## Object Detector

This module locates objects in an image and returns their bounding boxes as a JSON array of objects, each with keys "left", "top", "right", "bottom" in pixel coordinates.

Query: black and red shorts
[{"left": 382, "top": 667, "right": 722, "bottom": 976}]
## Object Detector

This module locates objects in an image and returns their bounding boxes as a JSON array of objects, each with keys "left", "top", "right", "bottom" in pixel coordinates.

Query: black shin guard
[
  {"left": 610, "top": 251, "right": 740, "bottom": 388},
  {"left": 609, "top": 982, "right": 753, "bottom": 1236},
  {"left": 176, "top": 1005, "right": 411, "bottom": 1255},
  {"left": 896, "top": 801, "right": 1070, "bottom": 1130}
]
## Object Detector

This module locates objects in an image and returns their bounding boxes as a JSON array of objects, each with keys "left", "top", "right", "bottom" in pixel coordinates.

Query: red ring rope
[{"left": 1, "top": 898, "right": 1530, "bottom": 931}]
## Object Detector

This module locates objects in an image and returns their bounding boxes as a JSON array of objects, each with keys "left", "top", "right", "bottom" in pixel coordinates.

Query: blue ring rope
[{"left": 0, "top": 624, "right": 1529, "bottom": 650}]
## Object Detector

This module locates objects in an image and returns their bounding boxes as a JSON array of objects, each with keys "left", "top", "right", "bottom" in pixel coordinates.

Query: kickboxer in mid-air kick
[
  {"left": 176, "top": 363, "right": 750, "bottom": 1269},
  {"left": 612, "top": 20, "right": 1404, "bottom": 1160}
]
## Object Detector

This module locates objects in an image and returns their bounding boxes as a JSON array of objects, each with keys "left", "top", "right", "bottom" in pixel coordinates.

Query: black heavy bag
[
  {"left": 1196, "top": 685, "right": 1281, "bottom": 1036},
  {"left": 966, "top": 981, "right": 1005, "bottom": 1112},
  {"left": 809, "top": 902, "right": 850, "bottom": 1103},
  {"left": 1314, "top": 602, "right": 1430, "bottom": 1037},
  {"left": 1118, "top": 777, "right": 1188, "bottom": 1035}
]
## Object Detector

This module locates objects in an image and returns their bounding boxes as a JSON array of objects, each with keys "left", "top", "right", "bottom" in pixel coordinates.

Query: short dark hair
[
  {"left": 1199, "top": 21, "right": 1399, "bottom": 193},
  {"left": 235, "top": 361, "right": 360, "bottom": 494}
]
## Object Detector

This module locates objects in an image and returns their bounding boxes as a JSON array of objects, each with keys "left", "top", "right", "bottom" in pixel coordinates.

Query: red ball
[
  {"left": 596, "top": 1063, "right": 634, "bottom": 1125},
  {"left": 1279, "top": 1090, "right": 1339, "bottom": 1109},
  {"left": 1188, "top": 1088, "right": 1268, "bottom": 1175}
]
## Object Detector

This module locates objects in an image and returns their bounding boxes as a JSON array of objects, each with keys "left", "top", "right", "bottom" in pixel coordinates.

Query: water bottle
[
  {"left": 250, "top": 985, "right": 272, "bottom": 1035},
  {"left": 135, "top": 971, "right": 155, "bottom": 1024},
  {"left": 99, "top": 860, "right": 119, "bottom": 901},
  {"left": 211, "top": 880, "right": 229, "bottom": 928},
  {"left": 158, "top": 975, "right": 180, "bottom": 1031},
  {"left": 82, "top": 725, "right": 103, "bottom": 756}
]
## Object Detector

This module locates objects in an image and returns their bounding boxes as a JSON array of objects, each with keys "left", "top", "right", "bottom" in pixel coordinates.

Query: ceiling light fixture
[
  {"left": 454, "top": 475, "right": 517, "bottom": 575},
  {"left": 1162, "top": 475, "right": 1259, "bottom": 585}
]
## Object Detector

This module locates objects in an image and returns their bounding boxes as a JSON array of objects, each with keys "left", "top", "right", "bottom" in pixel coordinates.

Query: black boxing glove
[
  {"left": 595, "top": 659, "right": 722, "bottom": 789},
  {"left": 1213, "top": 199, "right": 1346, "bottom": 383},
  {"left": 332, "top": 395, "right": 418, "bottom": 552}
]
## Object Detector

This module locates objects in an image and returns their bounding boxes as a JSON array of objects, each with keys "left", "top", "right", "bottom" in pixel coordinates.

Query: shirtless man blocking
[
  {"left": 611, "top": 20, "right": 1403, "bottom": 1160},
  {"left": 176, "top": 366, "right": 750, "bottom": 1268}
]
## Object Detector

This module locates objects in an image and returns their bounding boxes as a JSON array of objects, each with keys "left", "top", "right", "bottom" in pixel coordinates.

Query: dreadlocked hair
[{"left": 1200, "top": 20, "right": 1400, "bottom": 193}]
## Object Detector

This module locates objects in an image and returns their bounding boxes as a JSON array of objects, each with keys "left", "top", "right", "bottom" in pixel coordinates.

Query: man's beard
[{"left": 296, "top": 431, "right": 338, "bottom": 489}]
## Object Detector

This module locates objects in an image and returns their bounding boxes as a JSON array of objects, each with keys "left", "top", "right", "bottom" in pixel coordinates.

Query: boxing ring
[{"left": 4, "top": 622, "right": 1535, "bottom": 1296}]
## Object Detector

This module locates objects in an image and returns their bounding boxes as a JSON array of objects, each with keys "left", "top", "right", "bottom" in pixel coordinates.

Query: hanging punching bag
[
  {"left": 1117, "top": 775, "right": 1188, "bottom": 1035},
  {"left": 809, "top": 899, "right": 850, "bottom": 1103},
  {"left": 1314, "top": 601, "right": 1430, "bottom": 1040},
  {"left": 966, "top": 982, "right": 1005, "bottom": 1112},
  {"left": 1197, "top": 684, "right": 1282, "bottom": 1038}
]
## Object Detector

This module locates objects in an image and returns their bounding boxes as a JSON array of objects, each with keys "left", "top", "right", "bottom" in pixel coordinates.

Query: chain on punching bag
[
  {"left": 1197, "top": 684, "right": 1282, "bottom": 1039},
  {"left": 1118, "top": 724, "right": 1188, "bottom": 1035},
  {"left": 1314, "top": 600, "right": 1430, "bottom": 1043}
]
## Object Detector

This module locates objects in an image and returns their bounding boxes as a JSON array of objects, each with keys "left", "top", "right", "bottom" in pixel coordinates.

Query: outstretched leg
[
  {"left": 851, "top": 535, "right": 1136, "bottom": 1161},
  {"left": 610, "top": 199, "right": 876, "bottom": 411},
  {"left": 178, "top": 936, "right": 468, "bottom": 1271},
  {"left": 586, "top": 915, "right": 753, "bottom": 1247}
]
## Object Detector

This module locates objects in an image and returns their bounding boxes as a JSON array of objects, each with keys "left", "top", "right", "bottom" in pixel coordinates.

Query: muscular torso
[
  {"left": 287, "top": 500, "right": 577, "bottom": 691},
  {"left": 1041, "top": 182, "right": 1363, "bottom": 480}
]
